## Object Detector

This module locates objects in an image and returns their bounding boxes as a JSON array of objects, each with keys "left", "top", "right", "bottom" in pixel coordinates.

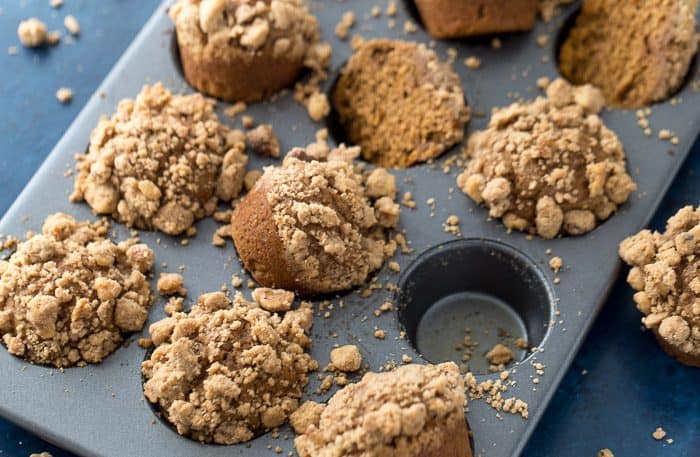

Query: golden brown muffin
[
  {"left": 0, "top": 213, "right": 154, "bottom": 367},
  {"left": 294, "top": 362, "right": 472, "bottom": 457},
  {"left": 170, "top": 0, "right": 329, "bottom": 102},
  {"left": 619, "top": 206, "right": 700, "bottom": 367},
  {"left": 231, "top": 148, "right": 400, "bottom": 295},
  {"left": 142, "top": 290, "right": 317, "bottom": 444},
  {"left": 415, "top": 0, "right": 537, "bottom": 38},
  {"left": 559, "top": 0, "right": 698, "bottom": 108},
  {"left": 71, "top": 83, "right": 248, "bottom": 236},
  {"left": 457, "top": 79, "right": 636, "bottom": 239},
  {"left": 332, "top": 39, "right": 470, "bottom": 168}
]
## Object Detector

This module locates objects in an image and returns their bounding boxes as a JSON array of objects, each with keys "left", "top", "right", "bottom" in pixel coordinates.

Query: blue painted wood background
[{"left": 0, "top": 1, "right": 697, "bottom": 456}]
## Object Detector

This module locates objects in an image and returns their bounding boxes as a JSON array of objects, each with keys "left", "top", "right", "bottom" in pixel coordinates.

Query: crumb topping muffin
[
  {"left": 619, "top": 206, "right": 700, "bottom": 367},
  {"left": 231, "top": 147, "right": 400, "bottom": 295},
  {"left": 71, "top": 83, "right": 248, "bottom": 236},
  {"left": 332, "top": 39, "right": 470, "bottom": 168},
  {"left": 457, "top": 78, "right": 636, "bottom": 239},
  {"left": 0, "top": 213, "right": 154, "bottom": 367},
  {"left": 170, "top": 0, "right": 329, "bottom": 102},
  {"left": 294, "top": 362, "right": 471, "bottom": 457},
  {"left": 142, "top": 290, "right": 317, "bottom": 444},
  {"left": 559, "top": 0, "right": 698, "bottom": 108}
]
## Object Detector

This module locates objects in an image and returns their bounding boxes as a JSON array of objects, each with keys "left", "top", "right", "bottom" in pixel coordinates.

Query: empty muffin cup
[{"left": 396, "top": 239, "right": 554, "bottom": 374}]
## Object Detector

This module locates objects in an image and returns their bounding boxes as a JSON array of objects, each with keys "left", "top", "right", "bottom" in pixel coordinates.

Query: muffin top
[
  {"left": 0, "top": 213, "right": 154, "bottom": 367},
  {"left": 332, "top": 39, "right": 470, "bottom": 168},
  {"left": 170, "top": 0, "right": 324, "bottom": 64},
  {"left": 71, "top": 83, "right": 248, "bottom": 235},
  {"left": 559, "top": 0, "right": 698, "bottom": 107},
  {"left": 294, "top": 362, "right": 467, "bottom": 457},
  {"left": 142, "top": 290, "right": 317, "bottom": 444},
  {"left": 619, "top": 206, "right": 700, "bottom": 365},
  {"left": 235, "top": 149, "right": 400, "bottom": 295},
  {"left": 457, "top": 78, "right": 636, "bottom": 239}
]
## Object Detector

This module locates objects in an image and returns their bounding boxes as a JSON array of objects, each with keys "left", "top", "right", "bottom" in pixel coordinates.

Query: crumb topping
[
  {"left": 250, "top": 152, "right": 399, "bottom": 294},
  {"left": 619, "top": 206, "right": 700, "bottom": 364},
  {"left": 329, "top": 344, "right": 362, "bottom": 372},
  {"left": 332, "top": 39, "right": 470, "bottom": 168},
  {"left": 0, "top": 213, "right": 154, "bottom": 367},
  {"left": 294, "top": 362, "right": 466, "bottom": 457},
  {"left": 457, "top": 78, "right": 636, "bottom": 238},
  {"left": 559, "top": 0, "right": 698, "bottom": 108},
  {"left": 142, "top": 290, "right": 317, "bottom": 444},
  {"left": 71, "top": 83, "right": 248, "bottom": 235},
  {"left": 170, "top": 0, "right": 323, "bottom": 64},
  {"left": 17, "top": 18, "right": 47, "bottom": 47}
]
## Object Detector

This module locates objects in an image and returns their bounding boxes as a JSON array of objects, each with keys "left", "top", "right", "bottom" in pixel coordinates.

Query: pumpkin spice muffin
[
  {"left": 231, "top": 147, "right": 400, "bottom": 295},
  {"left": 619, "top": 206, "right": 700, "bottom": 367},
  {"left": 331, "top": 39, "right": 470, "bottom": 168},
  {"left": 71, "top": 83, "right": 248, "bottom": 236},
  {"left": 294, "top": 362, "right": 472, "bottom": 457},
  {"left": 142, "top": 290, "right": 317, "bottom": 444},
  {"left": 457, "top": 78, "right": 637, "bottom": 239},
  {"left": 0, "top": 213, "right": 154, "bottom": 368},
  {"left": 169, "top": 0, "right": 328, "bottom": 102},
  {"left": 415, "top": 0, "right": 537, "bottom": 38},
  {"left": 559, "top": 0, "right": 698, "bottom": 108}
]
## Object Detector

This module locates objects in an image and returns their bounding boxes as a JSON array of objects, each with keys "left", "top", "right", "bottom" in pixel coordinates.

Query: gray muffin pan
[{"left": 1, "top": 1, "right": 699, "bottom": 456}]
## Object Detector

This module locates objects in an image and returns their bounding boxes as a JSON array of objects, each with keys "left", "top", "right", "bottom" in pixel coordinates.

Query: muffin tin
[{"left": 0, "top": 1, "right": 699, "bottom": 456}]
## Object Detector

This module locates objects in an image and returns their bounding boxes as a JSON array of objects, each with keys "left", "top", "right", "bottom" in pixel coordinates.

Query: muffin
[
  {"left": 0, "top": 213, "right": 154, "bottom": 367},
  {"left": 169, "top": 0, "right": 328, "bottom": 102},
  {"left": 71, "top": 83, "right": 248, "bottom": 236},
  {"left": 231, "top": 147, "right": 400, "bottom": 295},
  {"left": 415, "top": 0, "right": 537, "bottom": 38},
  {"left": 331, "top": 39, "right": 470, "bottom": 168},
  {"left": 457, "top": 78, "right": 636, "bottom": 239},
  {"left": 619, "top": 206, "right": 700, "bottom": 367},
  {"left": 559, "top": 0, "right": 698, "bottom": 108},
  {"left": 142, "top": 290, "right": 317, "bottom": 444},
  {"left": 294, "top": 362, "right": 472, "bottom": 457}
]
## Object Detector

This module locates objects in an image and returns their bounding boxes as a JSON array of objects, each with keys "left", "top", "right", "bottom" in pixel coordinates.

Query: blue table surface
[{"left": 0, "top": 1, "right": 698, "bottom": 456}]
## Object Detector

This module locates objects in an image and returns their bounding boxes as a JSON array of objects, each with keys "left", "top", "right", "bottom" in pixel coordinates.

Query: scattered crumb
[
  {"left": 157, "top": 273, "right": 187, "bottom": 296},
  {"left": 464, "top": 56, "right": 481, "bottom": 69},
  {"left": 652, "top": 427, "right": 667, "bottom": 440},
  {"left": 335, "top": 11, "right": 355, "bottom": 40},
  {"left": 485, "top": 343, "right": 514, "bottom": 365},
  {"left": 251, "top": 288, "right": 294, "bottom": 313},
  {"left": 224, "top": 101, "right": 247, "bottom": 118},
  {"left": 386, "top": 1, "right": 397, "bottom": 16},
  {"left": 242, "top": 115, "right": 255, "bottom": 129},
  {"left": 245, "top": 124, "right": 280, "bottom": 158},
  {"left": 64, "top": 15, "right": 80, "bottom": 35},
  {"left": 17, "top": 18, "right": 47, "bottom": 47},
  {"left": 50, "top": 0, "right": 63, "bottom": 8},
  {"left": 374, "top": 329, "right": 385, "bottom": 339},
  {"left": 403, "top": 20, "right": 417, "bottom": 34},
  {"left": 549, "top": 256, "right": 563, "bottom": 273},
  {"left": 307, "top": 92, "right": 330, "bottom": 121},
  {"left": 55, "top": 87, "right": 73, "bottom": 104},
  {"left": 598, "top": 449, "right": 614, "bottom": 457},
  {"left": 330, "top": 345, "right": 362, "bottom": 372}
]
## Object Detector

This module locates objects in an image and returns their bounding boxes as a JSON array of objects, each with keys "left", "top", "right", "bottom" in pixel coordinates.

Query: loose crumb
[
  {"left": 289, "top": 401, "right": 324, "bottom": 434},
  {"left": 63, "top": 15, "right": 80, "bottom": 35},
  {"left": 55, "top": 87, "right": 73, "bottom": 104},
  {"left": 157, "top": 273, "right": 187, "bottom": 296},
  {"left": 464, "top": 56, "right": 481, "bottom": 69},
  {"left": 652, "top": 427, "right": 667, "bottom": 440},
  {"left": 330, "top": 345, "right": 362, "bottom": 372},
  {"left": 17, "top": 18, "right": 47, "bottom": 47}
]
